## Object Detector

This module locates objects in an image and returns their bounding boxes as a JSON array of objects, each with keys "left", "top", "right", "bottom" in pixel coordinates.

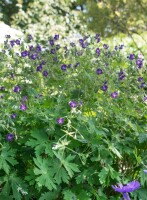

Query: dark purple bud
[
  {"left": 56, "top": 118, "right": 64, "bottom": 125},
  {"left": 49, "top": 39, "right": 54, "bottom": 46},
  {"left": 28, "top": 34, "right": 33, "bottom": 41},
  {"left": 96, "top": 68, "right": 103, "bottom": 75},
  {"left": 6, "top": 133, "right": 15, "bottom": 141},
  {"left": 56, "top": 44, "right": 60, "bottom": 50},
  {"left": 43, "top": 70, "right": 48, "bottom": 77},
  {"left": 103, "top": 44, "right": 109, "bottom": 49},
  {"left": 95, "top": 34, "right": 100, "bottom": 39},
  {"left": 54, "top": 34, "right": 59, "bottom": 40},
  {"left": 136, "top": 59, "right": 143, "bottom": 69},
  {"left": 101, "top": 84, "right": 108, "bottom": 91},
  {"left": 81, "top": 42, "right": 88, "bottom": 49},
  {"left": 114, "top": 46, "right": 118, "bottom": 50},
  {"left": 11, "top": 113, "right": 17, "bottom": 119},
  {"left": 36, "top": 44, "right": 41, "bottom": 52},
  {"left": 10, "top": 40, "right": 15, "bottom": 47},
  {"left": 97, "top": 37, "right": 101, "bottom": 43},
  {"left": 50, "top": 49, "right": 56, "bottom": 54},
  {"left": 119, "top": 44, "right": 124, "bottom": 49},
  {"left": 36, "top": 65, "right": 43, "bottom": 72}
]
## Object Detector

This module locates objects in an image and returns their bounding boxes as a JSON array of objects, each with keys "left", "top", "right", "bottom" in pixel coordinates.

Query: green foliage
[{"left": 0, "top": 33, "right": 146, "bottom": 199}]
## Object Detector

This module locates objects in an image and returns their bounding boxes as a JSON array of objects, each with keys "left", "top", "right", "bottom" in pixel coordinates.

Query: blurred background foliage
[{"left": 0, "top": 0, "right": 147, "bottom": 55}]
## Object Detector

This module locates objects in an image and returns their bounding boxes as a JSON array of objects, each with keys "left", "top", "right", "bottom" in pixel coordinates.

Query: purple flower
[
  {"left": 143, "top": 170, "right": 147, "bottom": 174},
  {"left": 61, "top": 64, "right": 67, "bottom": 71},
  {"left": 11, "top": 113, "right": 17, "bottom": 119},
  {"left": 97, "top": 37, "right": 101, "bottom": 43},
  {"left": 54, "top": 34, "right": 59, "bottom": 40},
  {"left": 10, "top": 40, "right": 15, "bottom": 47},
  {"left": 136, "top": 58, "right": 143, "bottom": 69},
  {"left": 95, "top": 33, "right": 100, "bottom": 39},
  {"left": 36, "top": 44, "right": 42, "bottom": 52},
  {"left": 50, "top": 49, "right": 56, "bottom": 54},
  {"left": 140, "top": 82, "right": 146, "bottom": 88},
  {"left": 138, "top": 77, "right": 143, "bottom": 82},
  {"left": 15, "top": 39, "right": 20, "bottom": 45},
  {"left": 56, "top": 118, "right": 64, "bottom": 125},
  {"left": 28, "top": 34, "right": 33, "bottom": 41},
  {"left": 144, "top": 96, "right": 147, "bottom": 102},
  {"left": 112, "top": 180, "right": 140, "bottom": 200},
  {"left": 14, "top": 85, "right": 21, "bottom": 93},
  {"left": 0, "top": 86, "right": 5, "bottom": 91},
  {"left": 79, "top": 39, "right": 84, "bottom": 44},
  {"left": 111, "top": 92, "right": 118, "bottom": 98},
  {"left": 103, "top": 44, "right": 109, "bottom": 49},
  {"left": 70, "top": 42, "right": 75, "bottom": 47},
  {"left": 49, "top": 39, "right": 54, "bottom": 46},
  {"left": 21, "top": 51, "right": 29, "bottom": 57},
  {"left": 101, "top": 84, "right": 108, "bottom": 91},
  {"left": 96, "top": 68, "right": 103, "bottom": 75},
  {"left": 114, "top": 46, "right": 118, "bottom": 50},
  {"left": 74, "top": 62, "right": 80, "bottom": 67},
  {"left": 22, "top": 96, "right": 27, "bottom": 102},
  {"left": 81, "top": 42, "right": 88, "bottom": 48},
  {"left": 6, "top": 133, "right": 15, "bottom": 141},
  {"left": 36, "top": 65, "right": 43, "bottom": 72},
  {"left": 119, "top": 44, "right": 124, "bottom": 49},
  {"left": 78, "top": 101, "right": 83, "bottom": 106},
  {"left": 30, "top": 54, "right": 37, "bottom": 60},
  {"left": 96, "top": 48, "right": 101, "bottom": 56},
  {"left": 20, "top": 104, "right": 27, "bottom": 111},
  {"left": 69, "top": 101, "right": 77, "bottom": 108},
  {"left": 43, "top": 70, "right": 48, "bottom": 77},
  {"left": 118, "top": 71, "right": 126, "bottom": 80},
  {"left": 128, "top": 54, "right": 135, "bottom": 60}
]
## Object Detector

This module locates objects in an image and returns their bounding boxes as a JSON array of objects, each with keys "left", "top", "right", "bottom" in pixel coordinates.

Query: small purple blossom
[
  {"left": 61, "top": 64, "right": 67, "bottom": 71},
  {"left": 43, "top": 70, "right": 48, "bottom": 77},
  {"left": 0, "top": 86, "right": 5, "bottom": 91},
  {"left": 111, "top": 92, "right": 118, "bottom": 98},
  {"left": 81, "top": 42, "right": 88, "bottom": 48},
  {"left": 144, "top": 96, "right": 147, "bottom": 102},
  {"left": 128, "top": 54, "right": 135, "bottom": 60},
  {"left": 136, "top": 58, "right": 143, "bottom": 69},
  {"left": 70, "top": 42, "right": 75, "bottom": 47},
  {"left": 6, "top": 133, "right": 15, "bottom": 141},
  {"left": 20, "top": 104, "right": 27, "bottom": 111},
  {"left": 118, "top": 71, "right": 126, "bottom": 80},
  {"left": 96, "top": 48, "right": 101, "bottom": 56},
  {"left": 56, "top": 118, "right": 64, "bottom": 125},
  {"left": 143, "top": 170, "right": 147, "bottom": 174},
  {"left": 96, "top": 68, "right": 103, "bottom": 75},
  {"left": 140, "top": 82, "right": 146, "bottom": 88},
  {"left": 14, "top": 85, "right": 21, "bottom": 93},
  {"left": 10, "top": 40, "right": 15, "bottom": 47},
  {"left": 22, "top": 96, "right": 27, "bottom": 102},
  {"left": 54, "top": 34, "right": 59, "bottom": 40},
  {"left": 138, "top": 77, "right": 143, "bottom": 82},
  {"left": 49, "top": 39, "right": 54, "bottom": 46},
  {"left": 101, "top": 84, "right": 108, "bottom": 91},
  {"left": 119, "top": 44, "right": 124, "bottom": 49},
  {"left": 30, "top": 54, "right": 37, "bottom": 60},
  {"left": 74, "top": 62, "right": 80, "bottom": 67},
  {"left": 11, "top": 113, "right": 17, "bottom": 119},
  {"left": 28, "top": 34, "right": 33, "bottom": 41},
  {"left": 103, "top": 44, "right": 109, "bottom": 49},
  {"left": 15, "top": 39, "right": 20, "bottom": 45},
  {"left": 69, "top": 101, "right": 77, "bottom": 108},
  {"left": 5, "top": 35, "right": 11, "bottom": 38},
  {"left": 36, "top": 44, "right": 42, "bottom": 52},
  {"left": 114, "top": 46, "right": 118, "bottom": 50},
  {"left": 21, "top": 51, "right": 29, "bottom": 57},
  {"left": 50, "top": 49, "right": 56, "bottom": 54},
  {"left": 79, "top": 39, "right": 84, "bottom": 44},
  {"left": 36, "top": 65, "right": 43, "bottom": 72},
  {"left": 95, "top": 33, "right": 100, "bottom": 39},
  {"left": 97, "top": 37, "right": 101, "bottom": 43}
]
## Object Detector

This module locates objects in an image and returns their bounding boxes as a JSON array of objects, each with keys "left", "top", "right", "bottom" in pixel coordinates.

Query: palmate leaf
[
  {"left": 26, "top": 129, "right": 53, "bottom": 157},
  {"left": 63, "top": 190, "right": 77, "bottom": 200},
  {"left": 0, "top": 143, "right": 18, "bottom": 174},
  {"left": 39, "top": 190, "right": 60, "bottom": 200},
  {"left": 54, "top": 151, "right": 80, "bottom": 178},
  {"left": 33, "top": 156, "right": 56, "bottom": 190},
  {"left": 1, "top": 173, "right": 28, "bottom": 200}
]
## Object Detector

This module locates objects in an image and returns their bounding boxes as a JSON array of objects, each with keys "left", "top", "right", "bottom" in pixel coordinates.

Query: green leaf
[
  {"left": 39, "top": 191, "right": 59, "bottom": 200},
  {"left": 98, "top": 168, "right": 109, "bottom": 185},
  {"left": 0, "top": 143, "right": 18, "bottom": 174},
  {"left": 54, "top": 152, "right": 80, "bottom": 178},
  {"left": 26, "top": 129, "right": 53, "bottom": 157},
  {"left": 33, "top": 157, "right": 56, "bottom": 190},
  {"left": 63, "top": 190, "right": 76, "bottom": 200}
]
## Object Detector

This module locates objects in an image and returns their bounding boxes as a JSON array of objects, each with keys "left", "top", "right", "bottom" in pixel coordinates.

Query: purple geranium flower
[
  {"left": 112, "top": 180, "right": 140, "bottom": 200},
  {"left": 11, "top": 113, "right": 17, "bottom": 119},
  {"left": 36, "top": 44, "right": 42, "bottom": 52},
  {"left": 61, "top": 64, "right": 67, "bottom": 71},
  {"left": 43, "top": 70, "right": 48, "bottom": 77},
  {"left": 0, "top": 86, "right": 5, "bottom": 91},
  {"left": 111, "top": 92, "right": 118, "bottom": 98},
  {"left": 20, "top": 104, "right": 27, "bottom": 111},
  {"left": 143, "top": 170, "right": 147, "bottom": 174},
  {"left": 136, "top": 58, "right": 143, "bottom": 69},
  {"left": 128, "top": 54, "right": 135, "bottom": 60},
  {"left": 21, "top": 51, "right": 29, "bottom": 57},
  {"left": 56, "top": 118, "right": 64, "bottom": 125},
  {"left": 6, "top": 133, "right": 15, "bottom": 141},
  {"left": 96, "top": 68, "right": 103, "bottom": 75},
  {"left": 36, "top": 65, "right": 43, "bottom": 72},
  {"left": 103, "top": 44, "right": 109, "bottom": 49},
  {"left": 49, "top": 39, "right": 54, "bottom": 46},
  {"left": 138, "top": 77, "right": 143, "bottom": 82},
  {"left": 14, "top": 85, "right": 21, "bottom": 93},
  {"left": 69, "top": 101, "right": 77, "bottom": 108},
  {"left": 96, "top": 48, "right": 101, "bottom": 56},
  {"left": 50, "top": 49, "right": 56, "bottom": 54},
  {"left": 54, "top": 34, "right": 59, "bottom": 40},
  {"left": 101, "top": 84, "right": 108, "bottom": 91},
  {"left": 30, "top": 54, "right": 37, "bottom": 60}
]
